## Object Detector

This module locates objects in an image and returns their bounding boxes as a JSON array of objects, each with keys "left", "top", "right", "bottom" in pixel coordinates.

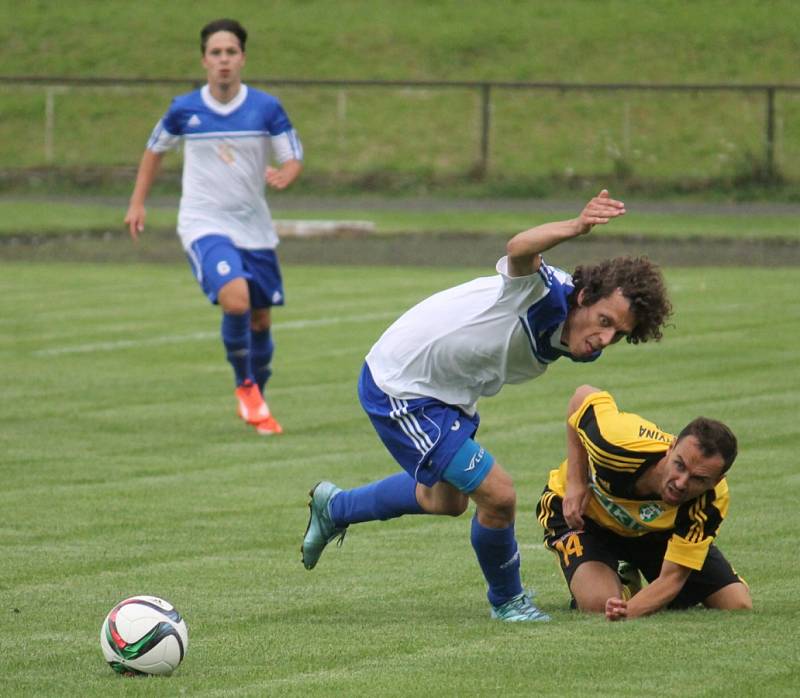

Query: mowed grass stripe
[
  {"left": 31, "top": 311, "right": 398, "bottom": 356},
  {"left": 2, "top": 262, "right": 800, "bottom": 695}
]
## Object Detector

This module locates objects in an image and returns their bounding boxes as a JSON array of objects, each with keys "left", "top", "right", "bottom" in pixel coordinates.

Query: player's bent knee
[
  {"left": 220, "top": 297, "right": 250, "bottom": 315},
  {"left": 471, "top": 466, "right": 517, "bottom": 525},
  {"left": 474, "top": 475, "right": 516, "bottom": 522},
  {"left": 485, "top": 488, "right": 516, "bottom": 521},
  {"left": 250, "top": 308, "right": 271, "bottom": 331},
  {"left": 728, "top": 597, "right": 753, "bottom": 611},
  {"left": 251, "top": 318, "right": 271, "bottom": 332},
  {"left": 218, "top": 278, "right": 251, "bottom": 314},
  {"left": 704, "top": 582, "right": 752, "bottom": 610},
  {"left": 573, "top": 595, "right": 608, "bottom": 613},
  {"left": 571, "top": 585, "right": 617, "bottom": 613},
  {"left": 570, "top": 561, "right": 621, "bottom": 613}
]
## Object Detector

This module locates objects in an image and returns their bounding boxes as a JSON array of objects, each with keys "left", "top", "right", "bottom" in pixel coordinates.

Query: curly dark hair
[{"left": 569, "top": 256, "right": 672, "bottom": 343}]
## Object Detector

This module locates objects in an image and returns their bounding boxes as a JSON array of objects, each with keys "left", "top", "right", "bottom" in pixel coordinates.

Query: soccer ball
[{"left": 100, "top": 595, "right": 188, "bottom": 676}]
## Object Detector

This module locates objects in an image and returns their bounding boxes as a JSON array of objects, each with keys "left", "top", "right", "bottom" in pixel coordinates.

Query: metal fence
[{"left": 2, "top": 75, "right": 799, "bottom": 181}]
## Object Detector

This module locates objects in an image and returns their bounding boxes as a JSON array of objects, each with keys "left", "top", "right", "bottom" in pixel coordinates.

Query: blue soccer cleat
[
  {"left": 490, "top": 590, "right": 551, "bottom": 622},
  {"left": 301, "top": 481, "right": 347, "bottom": 570}
]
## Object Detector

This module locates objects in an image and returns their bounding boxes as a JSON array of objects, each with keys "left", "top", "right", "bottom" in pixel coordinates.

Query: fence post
[
  {"left": 45, "top": 87, "right": 55, "bottom": 164},
  {"left": 478, "top": 83, "right": 491, "bottom": 178},
  {"left": 765, "top": 87, "right": 776, "bottom": 180},
  {"left": 337, "top": 89, "right": 347, "bottom": 159}
]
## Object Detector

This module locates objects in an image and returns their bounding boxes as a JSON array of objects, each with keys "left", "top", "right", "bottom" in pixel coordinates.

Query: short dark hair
[
  {"left": 201, "top": 18, "right": 247, "bottom": 54},
  {"left": 569, "top": 256, "right": 672, "bottom": 344},
  {"left": 677, "top": 417, "right": 738, "bottom": 473}
]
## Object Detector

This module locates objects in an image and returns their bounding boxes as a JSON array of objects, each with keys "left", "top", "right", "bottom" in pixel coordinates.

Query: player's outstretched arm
[
  {"left": 506, "top": 189, "right": 626, "bottom": 277},
  {"left": 124, "top": 150, "right": 164, "bottom": 241}
]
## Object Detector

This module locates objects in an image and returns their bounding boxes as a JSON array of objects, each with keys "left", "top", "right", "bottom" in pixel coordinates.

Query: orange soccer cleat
[
  {"left": 234, "top": 380, "right": 270, "bottom": 424},
  {"left": 254, "top": 413, "right": 283, "bottom": 436}
]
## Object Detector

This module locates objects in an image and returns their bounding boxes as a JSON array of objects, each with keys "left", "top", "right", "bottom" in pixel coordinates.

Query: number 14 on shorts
[{"left": 554, "top": 533, "right": 585, "bottom": 566}]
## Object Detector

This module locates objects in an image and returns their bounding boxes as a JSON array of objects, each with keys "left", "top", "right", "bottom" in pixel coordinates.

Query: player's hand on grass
[
  {"left": 605, "top": 597, "right": 628, "bottom": 621},
  {"left": 576, "top": 189, "right": 626, "bottom": 234},
  {"left": 124, "top": 204, "right": 146, "bottom": 241},
  {"left": 563, "top": 481, "right": 590, "bottom": 530}
]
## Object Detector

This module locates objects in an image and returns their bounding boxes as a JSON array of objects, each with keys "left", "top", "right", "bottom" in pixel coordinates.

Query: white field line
[{"left": 32, "top": 311, "right": 395, "bottom": 357}]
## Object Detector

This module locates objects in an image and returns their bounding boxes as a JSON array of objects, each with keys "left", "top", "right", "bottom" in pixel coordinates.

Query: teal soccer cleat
[
  {"left": 301, "top": 481, "right": 347, "bottom": 570},
  {"left": 490, "top": 591, "right": 551, "bottom": 622}
]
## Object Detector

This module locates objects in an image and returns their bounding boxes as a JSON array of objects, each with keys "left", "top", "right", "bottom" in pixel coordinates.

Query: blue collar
[{"left": 520, "top": 264, "right": 601, "bottom": 365}]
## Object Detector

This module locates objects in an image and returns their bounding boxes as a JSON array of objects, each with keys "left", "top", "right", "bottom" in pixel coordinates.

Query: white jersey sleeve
[
  {"left": 270, "top": 129, "right": 303, "bottom": 163},
  {"left": 365, "top": 256, "right": 562, "bottom": 415},
  {"left": 146, "top": 118, "right": 181, "bottom": 153}
]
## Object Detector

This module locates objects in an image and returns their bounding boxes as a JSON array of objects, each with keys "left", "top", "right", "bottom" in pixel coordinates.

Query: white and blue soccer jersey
[
  {"left": 147, "top": 84, "right": 303, "bottom": 250},
  {"left": 365, "top": 256, "right": 600, "bottom": 415}
]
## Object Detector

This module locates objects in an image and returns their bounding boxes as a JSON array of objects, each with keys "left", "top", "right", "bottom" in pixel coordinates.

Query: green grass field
[{"left": 2, "top": 259, "right": 799, "bottom": 696}]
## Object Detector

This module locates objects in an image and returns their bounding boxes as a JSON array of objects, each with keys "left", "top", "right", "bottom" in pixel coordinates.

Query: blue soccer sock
[
  {"left": 329, "top": 472, "right": 423, "bottom": 527},
  {"left": 221, "top": 312, "right": 252, "bottom": 386},
  {"left": 250, "top": 328, "right": 274, "bottom": 394},
  {"left": 470, "top": 515, "right": 523, "bottom": 608}
]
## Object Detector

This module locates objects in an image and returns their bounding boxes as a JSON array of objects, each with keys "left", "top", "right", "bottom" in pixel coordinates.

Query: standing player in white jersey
[
  {"left": 301, "top": 191, "right": 674, "bottom": 621},
  {"left": 125, "top": 18, "right": 303, "bottom": 435}
]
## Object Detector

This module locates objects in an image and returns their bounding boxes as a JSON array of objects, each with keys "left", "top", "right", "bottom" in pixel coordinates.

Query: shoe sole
[
  {"left": 238, "top": 409, "right": 283, "bottom": 434},
  {"left": 300, "top": 482, "right": 322, "bottom": 569},
  {"left": 491, "top": 611, "right": 551, "bottom": 622},
  {"left": 254, "top": 424, "right": 283, "bottom": 435},
  {"left": 491, "top": 609, "right": 551, "bottom": 622}
]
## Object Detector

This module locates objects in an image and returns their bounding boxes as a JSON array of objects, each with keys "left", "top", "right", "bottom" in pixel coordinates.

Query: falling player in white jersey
[
  {"left": 302, "top": 191, "right": 674, "bottom": 622},
  {"left": 125, "top": 18, "right": 303, "bottom": 435}
]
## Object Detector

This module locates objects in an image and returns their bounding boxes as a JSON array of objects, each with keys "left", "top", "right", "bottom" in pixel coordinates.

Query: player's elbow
[
  {"left": 505, "top": 236, "right": 520, "bottom": 258},
  {"left": 505, "top": 235, "right": 537, "bottom": 264}
]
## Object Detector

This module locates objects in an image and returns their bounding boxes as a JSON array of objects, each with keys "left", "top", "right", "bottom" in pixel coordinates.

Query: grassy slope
[
  {"left": 2, "top": 262, "right": 799, "bottom": 695},
  {"left": 1, "top": 1, "right": 800, "bottom": 188},
  {"left": 2, "top": 0, "right": 798, "bottom": 82}
]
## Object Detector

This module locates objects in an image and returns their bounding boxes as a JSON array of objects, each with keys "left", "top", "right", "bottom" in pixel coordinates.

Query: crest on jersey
[
  {"left": 218, "top": 143, "right": 235, "bottom": 164},
  {"left": 187, "top": 114, "right": 202, "bottom": 128},
  {"left": 639, "top": 502, "right": 663, "bottom": 522},
  {"left": 590, "top": 483, "right": 648, "bottom": 532}
]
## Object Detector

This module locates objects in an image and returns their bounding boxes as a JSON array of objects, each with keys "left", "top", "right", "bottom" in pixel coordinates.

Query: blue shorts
[
  {"left": 358, "top": 362, "right": 481, "bottom": 488},
  {"left": 186, "top": 234, "right": 285, "bottom": 308}
]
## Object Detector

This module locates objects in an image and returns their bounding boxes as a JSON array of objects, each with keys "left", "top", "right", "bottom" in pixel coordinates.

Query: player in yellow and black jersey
[{"left": 535, "top": 385, "right": 752, "bottom": 620}]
